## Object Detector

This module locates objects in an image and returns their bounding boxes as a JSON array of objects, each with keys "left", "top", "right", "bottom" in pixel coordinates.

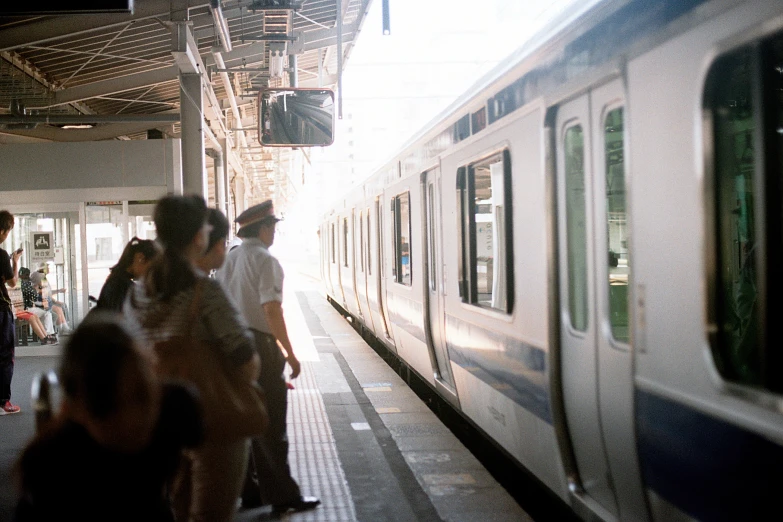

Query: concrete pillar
[
  {"left": 180, "top": 73, "right": 206, "bottom": 196},
  {"left": 217, "top": 138, "right": 229, "bottom": 214}
]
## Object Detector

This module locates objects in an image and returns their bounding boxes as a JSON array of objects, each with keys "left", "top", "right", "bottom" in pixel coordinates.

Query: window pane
[
  {"left": 367, "top": 211, "right": 372, "bottom": 276},
  {"left": 605, "top": 108, "right": 629, "bottom": 342},
  {"left": 456, "top": 168, "right": 466, "bottom": 300},
  {"left": 470, "top": 152, "right": 508, "bottom": 311},
  {"left": 343, "top": 218, "right": 348, "bottom": 267},
  {"left": 712, "top": 48, "right": 761, "bottom": 385},
  {"left": 428, "top": 183, "right": 436, "bottom": 291},
  {"left": 565, "top": 125, "right": 588, "bottom": 331},
  {"left": 390, "top": 201, "right": 397, "bottom": 280},
  {"left": 359, "top": 212, "right": 364, "bottom": 273},
  {"left": 398, "top": 193, "right": 412, "bottom": 286}
]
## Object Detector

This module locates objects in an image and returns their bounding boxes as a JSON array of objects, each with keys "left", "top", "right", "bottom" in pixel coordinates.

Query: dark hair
[
  {"left": 0, "top": 210, "right": 14, "bottom": 232},
  {"left": 60, "top": 313, "right": 144, "bottom": 420},
  {"left": 142, "top": 195, "right": 208, "bottom": 302},
  {"left": 206, "top": 208, "right": 229, "bottom": 253},
  {"left": 111, "top": 237, "right": 158, "bottom": 275}
]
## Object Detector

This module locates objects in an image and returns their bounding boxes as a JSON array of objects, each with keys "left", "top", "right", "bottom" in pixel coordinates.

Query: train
[{"left": 318, "top": 0, "right": 783, "bottom": 520}]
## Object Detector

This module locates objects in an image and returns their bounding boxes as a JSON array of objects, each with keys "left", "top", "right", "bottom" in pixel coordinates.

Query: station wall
[{"left": 0, "top": 139, "right": 182, "bottom": 193}]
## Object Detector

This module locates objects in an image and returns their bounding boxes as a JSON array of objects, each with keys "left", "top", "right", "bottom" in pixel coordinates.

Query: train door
[
  {"left": 555, "top": 88, "right": 619, "bottom": 519},
  {"left": 422, "top": 168, "right": 457, "bottom": 397}
]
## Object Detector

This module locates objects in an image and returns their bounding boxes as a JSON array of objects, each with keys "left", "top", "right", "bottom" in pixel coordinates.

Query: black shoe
[{"left": 272, "top": 496, "right": 320, "bottom": 516}]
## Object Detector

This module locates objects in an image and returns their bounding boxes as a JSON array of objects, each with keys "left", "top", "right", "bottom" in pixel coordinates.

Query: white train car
[{"left": 320, "top": 0, "right": 783, "bottom": 520}]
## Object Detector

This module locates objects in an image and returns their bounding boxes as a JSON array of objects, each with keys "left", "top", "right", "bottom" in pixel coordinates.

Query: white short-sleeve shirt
[{"left": 216, "top": 237, "right": 283, "bottom": 334}]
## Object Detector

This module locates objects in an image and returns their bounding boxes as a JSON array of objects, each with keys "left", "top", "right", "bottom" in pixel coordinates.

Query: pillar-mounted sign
[{"left": 30, "top": 232, "right": 53, "bottom": 261}]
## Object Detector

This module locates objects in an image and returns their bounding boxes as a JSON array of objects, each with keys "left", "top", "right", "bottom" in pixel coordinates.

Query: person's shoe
[
  {"left": 0, "top": 402, "right": 21, "bottom": 415},
  {"left": 272, "top": 496, "right": 320, "bottom": 516}
]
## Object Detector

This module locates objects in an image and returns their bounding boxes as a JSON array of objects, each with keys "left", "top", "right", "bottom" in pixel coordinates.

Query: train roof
[{"left": 326, "top": 0, "right": 728, "bottom": 215}]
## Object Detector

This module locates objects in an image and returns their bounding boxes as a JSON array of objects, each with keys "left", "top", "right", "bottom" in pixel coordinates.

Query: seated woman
[
  {"left": 14, "top": 313, "right": 204, "bottom": 521},
  {"left": 97, "top": 237, "right": 157, "bottom": 312},
  {"left": 6, "top": 282, "right": 56, "bottom": 345},
  {"left": 30, "top": 267, "right": 70, "bottom": 335},
  {"left": 19, "top": 267, "right": 56, "bottom": 341}
]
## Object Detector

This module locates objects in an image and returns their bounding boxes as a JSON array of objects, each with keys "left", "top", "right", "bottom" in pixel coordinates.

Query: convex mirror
[{"left": 258, "top": 88, "right": 335, "bottom": 147}]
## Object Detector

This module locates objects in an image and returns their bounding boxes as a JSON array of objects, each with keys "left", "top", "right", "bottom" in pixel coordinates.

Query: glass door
[{"left": 82, "top": 202, "right": 128, "bottom": 312}]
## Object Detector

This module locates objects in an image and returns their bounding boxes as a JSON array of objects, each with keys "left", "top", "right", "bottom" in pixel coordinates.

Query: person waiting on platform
[
  {"left": 14, "top": 313, "right": 203, "bottom": 521},
  {"left": 30, "top": 264, "right": 71, "bottom": 335},
  {"left": 7, "top": 281, "right": 56, "bottom": 345},
  {"left": 194, "top": 208, "right": 230, "bottom": 276},
  {"left": 96, "top": 237, "right": 157, "bottom": 312},
  {"left": 19, "top": 267, "right": 56, "bottom": 343}
]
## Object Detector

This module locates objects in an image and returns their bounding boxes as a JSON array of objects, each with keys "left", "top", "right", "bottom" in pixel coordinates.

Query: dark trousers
[
  {"left": 0, "top": 310, "right": 16, "bottom": 404},
  {"left": 242, "top": 329, "right": 301, "bottom": 506}
]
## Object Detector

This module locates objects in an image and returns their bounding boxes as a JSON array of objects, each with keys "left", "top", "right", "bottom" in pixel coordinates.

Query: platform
[
  {"left": 237, "top": 272, "right": 531, "bottom": 521},
  {"left": 0, "top": 273, "right": 531, "bottom": 522}
]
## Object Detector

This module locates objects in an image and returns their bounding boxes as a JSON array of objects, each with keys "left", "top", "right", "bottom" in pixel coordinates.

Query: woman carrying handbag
[{"left": 126, "top": 195, "right": 266, "bottom": 522}]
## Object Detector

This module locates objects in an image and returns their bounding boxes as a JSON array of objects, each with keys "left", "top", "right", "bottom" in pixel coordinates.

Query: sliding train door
[
  {"left": 555, "top": 78, "right": 646, "bottom": 520},
  {"left": 422, "top": 167, "right": 457, "bottom": 399}
]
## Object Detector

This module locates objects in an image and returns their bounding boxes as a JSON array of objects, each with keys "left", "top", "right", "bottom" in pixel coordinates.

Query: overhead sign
[{"left": 30, "top": 232, "right": 53, "bottom": 261}]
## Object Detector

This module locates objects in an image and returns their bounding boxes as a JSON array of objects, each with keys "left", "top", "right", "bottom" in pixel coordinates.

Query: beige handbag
[{"left": 153, "top": 280, "right": 268, "bottom": 443}]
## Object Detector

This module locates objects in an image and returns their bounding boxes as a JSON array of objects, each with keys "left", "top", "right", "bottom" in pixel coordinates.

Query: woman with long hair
[
  {"left": 96, "top": 237, "right": 157, "bottom": 312},
  {"left": 125, "top": 195, "right": 260, "bottom": 522}
]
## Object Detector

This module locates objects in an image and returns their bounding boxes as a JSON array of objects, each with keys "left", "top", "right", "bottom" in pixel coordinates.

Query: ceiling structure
[{"left": 0, "top": 0, "right": 371, "bottom": 207}]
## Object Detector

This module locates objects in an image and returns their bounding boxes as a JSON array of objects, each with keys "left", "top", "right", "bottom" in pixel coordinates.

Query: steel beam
[{"left": 0, "top": 0, "right": 210, "bottom": 53}]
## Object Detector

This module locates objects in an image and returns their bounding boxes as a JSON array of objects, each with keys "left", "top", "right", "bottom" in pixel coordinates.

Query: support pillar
[
  {"left": 180, "top": 73, "right": 206, "bottom": 196},
  {"left": 216, "top": 138, "right": 229, "bottom": 214}
]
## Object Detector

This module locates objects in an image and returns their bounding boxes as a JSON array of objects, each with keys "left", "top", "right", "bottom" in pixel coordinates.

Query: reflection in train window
[
  {"left": 392, "top": 192, "right": 412, "bottom": 285},
  {"left": 708, "top": 34, "right": 783, "bottom": 392},
  {"left": 457, "top": 151, "right": 513, "bottom": 313},
  {"left": 604, "top": 108, "right": 629, "bottom": 343},
  {"left": 565, "top": 124, "right": 588, "bottom": 332}
]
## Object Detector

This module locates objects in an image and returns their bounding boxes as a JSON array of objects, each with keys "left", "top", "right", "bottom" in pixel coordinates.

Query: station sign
[{"left": 30, "top": 231, "right": 53, "bottom": 261}]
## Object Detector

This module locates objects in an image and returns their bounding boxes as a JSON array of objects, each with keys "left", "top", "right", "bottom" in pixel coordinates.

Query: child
[{"left": 14, "top": 313, "right": 203, "bottom": 521}]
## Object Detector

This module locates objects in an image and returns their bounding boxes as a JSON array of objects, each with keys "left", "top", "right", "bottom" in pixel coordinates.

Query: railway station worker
[
  {"left": 0, "top": 210, "right": 22, "bottom": 415},
  {"left": 217, "top": 200, "right": 321, "bottom": 516}
]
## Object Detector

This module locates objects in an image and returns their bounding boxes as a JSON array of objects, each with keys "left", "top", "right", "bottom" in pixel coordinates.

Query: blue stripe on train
[
  {"left": 636, "top": 389, "right": 783, "bottom": 521},
  {"left": 444, "top": 314, "right": 551, "bottom": 425}
]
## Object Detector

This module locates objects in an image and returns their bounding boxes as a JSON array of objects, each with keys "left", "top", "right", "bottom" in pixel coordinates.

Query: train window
[
  {"left": 331, "top": 223, "right": 335, "bottom": 264},
  {"left": 457, "top": 151, "right": 513, "bottom": 313},
  {"left": 367, "top": 210, "right": 372, "bottom": 276},
  {"left": 471, "top": 107, "right": 487, "bottom": 134},
  {"left": 343, "top": 218, "right": 348, "bottom": 268},
  {"left": 359, "top": 211, "right": 364, "bottom": 273},
  {"left": 427, "top": 183, "right": 437, "bottom": 292},
  {"left": 604, "top": 108, "right": 629, "bottom": 343},
  {"left": 392, "top": 192, "right": 412, "bottom": 285},
  {"left": 456, "top": 167, "right": 467, "bottom": 299},
  {"left": 707, "top": 34, "right": 783, "bottom": 392},
  {"left": 390, "top": 199, "right": 397, "bottom": 280},
  {"left": 564, "top": 124, "right": 588, "bottom": 332}
]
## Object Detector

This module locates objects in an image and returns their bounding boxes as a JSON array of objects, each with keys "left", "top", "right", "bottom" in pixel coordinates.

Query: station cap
[{"left": 235, "top": 199, "right": 281, "bottom": 233}]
